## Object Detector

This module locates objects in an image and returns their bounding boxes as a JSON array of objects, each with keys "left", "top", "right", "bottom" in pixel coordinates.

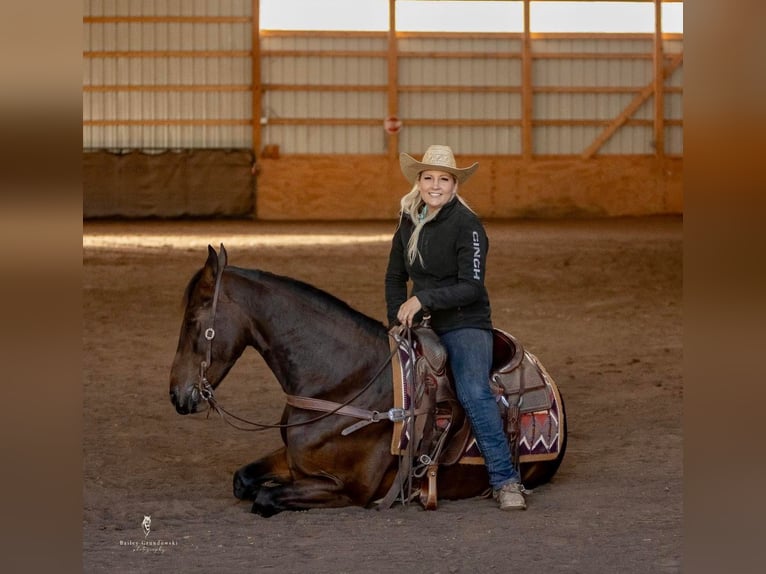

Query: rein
[{"left": 194, "top": 249, "right": 400, "bottom": 433}]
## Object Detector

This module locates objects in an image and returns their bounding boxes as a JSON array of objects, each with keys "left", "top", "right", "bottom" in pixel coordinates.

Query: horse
[{"left": 169, "top": 245, "right": 566, "bottom": 517}]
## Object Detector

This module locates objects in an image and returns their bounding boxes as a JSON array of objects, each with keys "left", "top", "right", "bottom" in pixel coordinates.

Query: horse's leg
[
  {"left": 251, "top": 474, "right": 354, "bottom": 517},
  {"left": 233, "top": 447, "right": 292, "bottom": 501}
]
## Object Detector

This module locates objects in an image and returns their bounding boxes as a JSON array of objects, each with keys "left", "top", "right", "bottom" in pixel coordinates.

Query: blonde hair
[{"left": 397, "top": 174, "right": 475, "bottom": 265}]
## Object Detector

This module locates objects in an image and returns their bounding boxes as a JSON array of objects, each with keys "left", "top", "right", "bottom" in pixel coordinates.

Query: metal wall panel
[
  {"left": 397, "top": 35, "right": 523, "bottom": 155},
  {"left": 86, "top": 0, "right": 251, "bottom": 17},
  {"left": 535, "top": 125, "right": 655, "bottom": 156},
  {"left": 533, "top": 58, "right": 653, "bottom": 88},
  {"left": 400, "top": 126, "right": 521, "bottom": 156},
  {"left": 530, "top": 36, "right": 659, "bottom": 155},
  {"left": 83, "top": 0, "right": 252, "bottom": 149},
  {"left": 261, "top": 56, "right": 386, "bottom": 85},
  {"left": 533, "top": 37, "right": 653, "bottom": 54},
  {"left": 665, "top": 126, "right": 682, "bottom": 155},
  {"left": 263, "top": 91, "right": 385, "bottom": 120},
  {"left": 398, "top": 36, "right": 522, "bottom": 54},
  {"left": 264, "top": 126, "right": 384, "bottom": 154},
  {"left": 260, "top": 34, "right": 389, "bottom": 153},
  {"left": 84, "top": 3, "right": 683, "bottom": 157},
  {"left": 262, "top": 35, "right": 388, "bottom": 51}
]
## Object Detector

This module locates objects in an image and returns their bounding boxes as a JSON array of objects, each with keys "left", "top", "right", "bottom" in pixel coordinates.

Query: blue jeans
[{"left": 439, "top": 327, "right": 520, "bottom": 489}]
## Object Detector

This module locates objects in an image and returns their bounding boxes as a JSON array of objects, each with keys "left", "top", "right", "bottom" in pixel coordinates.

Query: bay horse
[{"left": 169, "top": 245, "right": 566, "bottom": 517}]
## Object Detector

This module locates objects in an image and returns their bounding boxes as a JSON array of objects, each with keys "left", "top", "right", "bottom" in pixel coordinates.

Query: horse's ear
[
  {"left": 205, "top": 245, "right": 219, "bottom": 274},
  {"left": 218, "top": 243, "right": 228, "bottom": 269},
  {"left": 199, "top": 245, "right": 219, "bottom": 297}
]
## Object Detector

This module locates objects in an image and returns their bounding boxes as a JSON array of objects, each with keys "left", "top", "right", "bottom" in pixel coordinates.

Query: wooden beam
[
  {"left": 267, "top": 119, "right": 381, "bottom": 126},
  {"left": 264, "top": 84, "right": 387, "bottom": 92},
  {"left": 258, "top": 84, "right": 677, "bottom": 96},
  {"left": 405, "top": 119, "right": 522, "bottom": 127},
  {"left": 522, "top": 0, "right": 533, "bottom": 159},
  {"left": 84, "top": 16, "right": 251, "bottom": 23},
  {"left": 262, "top": 50, "right": 388, "bottom": 58},
  {"left": 537, "top": 119, "right": 656, "bottom": 127},
  {"left": 399, "top": 51, "right": 520, "bottom": 60},
  {"left": 581, "top": 52, "right": 683, "bottom": 158},
  {"left": 83, "top": 51, "right": 251, "bottom": 58},
  {"left": 252, "top": 0, "right": 262, "bottom": 159},
  {"left": 400, "top": 85, "right": 520, "bottom": 93},
  {"left": 83, "top": 119, "right": 251, "bottom": 126},
  {"left": 387, "top": 0, "right": 399, "bottom": 163},
  {"left": 653, "top": 0, "right": 665, "bottom": 158},
  {"left": 533, "top": 52, "right": 654, "bottom": 60},
  {"left": 83, "top": 85, "right": 251, "bottom": 92},
  {"left": 536, "top": 86, "right": 681, "bottom": 94},
  {"left": 83, "top": 117, "right": 680, "bottom": 129}
]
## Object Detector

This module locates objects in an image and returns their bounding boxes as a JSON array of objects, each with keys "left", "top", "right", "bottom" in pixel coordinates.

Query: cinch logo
[{"left": 472, "top": 231, "right": 482, "bottom": 280}]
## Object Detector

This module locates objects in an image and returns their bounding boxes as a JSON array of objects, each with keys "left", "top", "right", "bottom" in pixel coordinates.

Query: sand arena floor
[{"left": 83, "top": 216, "right": 682, "bottom": 573}]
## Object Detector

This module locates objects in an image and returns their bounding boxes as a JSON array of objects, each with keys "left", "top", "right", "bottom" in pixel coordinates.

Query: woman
[{"left": 384, "top": 144, "right": 526, "bottom": 511}]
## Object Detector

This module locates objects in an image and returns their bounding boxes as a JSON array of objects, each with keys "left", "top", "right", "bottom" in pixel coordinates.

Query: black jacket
[{"left": 385, "top": 197, "right": 493, "bottom": 334}]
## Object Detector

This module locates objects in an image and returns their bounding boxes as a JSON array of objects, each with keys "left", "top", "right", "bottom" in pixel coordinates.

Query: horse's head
[{"left": 169, "top": 244, "right": 248, "bottom": 415}]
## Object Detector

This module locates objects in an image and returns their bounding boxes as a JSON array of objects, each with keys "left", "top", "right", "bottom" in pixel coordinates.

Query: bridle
[
  {"left": 195, "top": 248, "right": 226, "bottom": 406},
  {"left": 193, "top": 248, "right": 401, "bottom": 434}
]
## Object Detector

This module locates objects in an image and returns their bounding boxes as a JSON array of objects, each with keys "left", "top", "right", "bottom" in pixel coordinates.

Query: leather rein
[{"left": 194, "top": 251, "right": 402, "bottom": 434}]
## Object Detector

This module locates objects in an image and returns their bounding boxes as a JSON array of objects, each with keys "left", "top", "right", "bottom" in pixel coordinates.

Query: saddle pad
[
  {"left": 461, "top": 361, "right": 564, "bottom": 465},
  {"left": 390, "top": 338, "right": 564, "bottom": 464}
]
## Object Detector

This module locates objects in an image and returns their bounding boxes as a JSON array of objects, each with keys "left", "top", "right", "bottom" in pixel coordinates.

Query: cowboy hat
[{"left": 400, "top": 145, "right": 479, "bottom": 185}]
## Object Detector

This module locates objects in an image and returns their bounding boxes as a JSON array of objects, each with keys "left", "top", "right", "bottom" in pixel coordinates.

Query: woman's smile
[{"left": 419, "top": 170, "right": 457, "bottom": 211}]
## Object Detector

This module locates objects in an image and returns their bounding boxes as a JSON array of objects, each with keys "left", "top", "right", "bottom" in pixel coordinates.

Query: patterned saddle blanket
[{"left": 389, "top": 326, "right": 565, "bottom": 466}]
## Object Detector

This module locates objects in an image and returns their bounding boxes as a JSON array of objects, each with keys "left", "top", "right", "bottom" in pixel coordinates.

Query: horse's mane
[
  {"left": 235, "top": 267, "right": 387, "bottom": 336},
  {"left": 181, "top": 265, "right": 386, "bottom": 337}
]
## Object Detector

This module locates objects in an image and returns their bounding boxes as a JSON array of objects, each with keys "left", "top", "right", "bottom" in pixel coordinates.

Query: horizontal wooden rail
[
  {"left": 82, "top": 50, "right": 674, "bottom": 61},
  {"left": 83, "top": 119, "right": 251, "bottom": 126},
  {"left": 259, "top": 51, "right": 681, "bottom": 61},
  {"left": 84, "top": 50, "right": 682, "bottom": 62},
  {"left": 266, "top": 118, "right": 378, "bottom": 126},
  {"left": 534, "top": 52, "right": 654, "bottom": 60},
  {"left": 83, "top": 84, "right": 251, "bottom": 92},
  {"left": 262, "top": 50, "right": 388, "bottom": 58},
  {"left": 81, "top": 84, "right": 682, "bottom": 95},
  {"left": 398, "top": 51, "right": 521, "bottom": 59},
  {"left": 398, "top": 85, "right": 522, "bottom": 93},
  {"left": 263, "top": 84, "right": 387, "bottom": 92},
  {"left": 536, "top": 85, "right": 682, "bottom": 94},
  {"left": 257, "top": 30, "right": 682, "bottom": 41},
  {"left": 83, "top": 118, "right": 682, "bottom": 128},
  {"left": 405, "top": 118, "right": 522, "bottom": 127},
  {"left": 84, "top": 16, "right": 251, "bottom": 24},
  {"left": 83, "top": 51, "right": 251, "bottom": 58}
]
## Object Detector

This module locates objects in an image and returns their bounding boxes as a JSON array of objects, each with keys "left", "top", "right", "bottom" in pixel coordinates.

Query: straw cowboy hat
[{"left": 400, "top": 145, "right": 479, "bottom": 185}]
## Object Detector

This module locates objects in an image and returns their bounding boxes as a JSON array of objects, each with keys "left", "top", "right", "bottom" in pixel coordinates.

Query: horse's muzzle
[{"left": 169, "top": 386, "right": 199, "bottom": 415}]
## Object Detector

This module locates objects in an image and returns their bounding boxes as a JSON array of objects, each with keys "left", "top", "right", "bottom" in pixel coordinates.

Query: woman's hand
[{"left": 397, "top": 296, "right": 422, "bottom": 327}]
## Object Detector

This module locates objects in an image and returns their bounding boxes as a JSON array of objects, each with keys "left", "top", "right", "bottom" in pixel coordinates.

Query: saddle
[{"left": 382, "top": 324, "right": 554, "bottom": 510}]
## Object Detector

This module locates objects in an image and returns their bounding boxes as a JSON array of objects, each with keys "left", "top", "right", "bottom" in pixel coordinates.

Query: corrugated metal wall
[
  {"left": 260, "top": 34, "right": 389, "bottom": 154},
  {"left": 398, "top": 36, "right": 523, "bottom": 155},
  {"left": 83, "top": 0, "right": 253, "bottom": 150},
  {"left": 83, "top": 2, "right": 683, "bottom": 157}
]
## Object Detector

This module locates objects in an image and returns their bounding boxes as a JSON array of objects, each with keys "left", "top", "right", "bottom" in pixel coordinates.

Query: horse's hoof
[{"left": 233, "top": 471, "right": 257, "bottom": 501}]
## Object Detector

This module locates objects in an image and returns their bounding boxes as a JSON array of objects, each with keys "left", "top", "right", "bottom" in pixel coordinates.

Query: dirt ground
[{"left": 82, "top": 216, "right": 682, "bottom": 573}]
